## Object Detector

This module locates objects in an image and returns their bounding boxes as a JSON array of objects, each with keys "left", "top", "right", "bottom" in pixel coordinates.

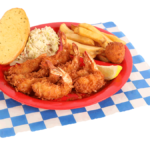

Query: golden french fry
[
  {"left": 97, "top": 54, "right": 110, "bottom": 63},
  {"left": 79, "top": 23, "right": 101, "bottom": 33},
  {"left": 79, "top": 23, "right": 126, "bottom": 45},
  {"left": 70, "top": 49, "right": 98, "bottom": 58},
  {"left": 67, "top": 39, "right": 104, "bottom": 53},
  {"left": 66, "top": 39, "right": 104, "bottom": 58},
  {"left": 102, "top": 32, "right": 126, "bottom": 45},
  {"left": 94, "top": 41, "right": 101, "bottom": 47},
  {"left": 59, "top": 23, "right": 74, "bottom": 34},
  {"left": 74, "top": 27, "right": 79, "bottom": 33},
  {"left": 88, "top": 53, "right": 97, "bottom": 59},
  {"left": 79, "top": 23, "right": 112, "bottom": 43},
  {"left": 66, "top": 33, "right": 95, "bottom": 46},
  {"left": 70, "top": 24, "right": 78, "bottom": 32},
  {"left": 74, "top": 26, "right": 108, "bottom": 48},
  {"left": 75, "top": 51, "right": 98, "bottom": 58},
  {"left": 100, "top": 50, "right": 106, "bottom": 56}
]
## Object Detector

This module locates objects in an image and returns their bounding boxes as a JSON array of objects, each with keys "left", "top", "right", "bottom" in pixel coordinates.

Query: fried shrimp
[
  {"left": 22, "top": 68, "right": 49, "bottom": 78},
  {"left": 32, "top": 61, "right": 73, "bottom": 100},
  {"left": 74, "top": 51, "right": 105, "bottom": 94},
  {"left": 4, "top": 54, "right": 46, "bottom": 76},
  {"left": 5, "top": 68, "right": 49, "bottom": 85},
  {"left": 58, "top": 43, "right": 80, "bottom": 79},
  {"left": 6, "top": 74, "right": 44, "bottom": 94},
  {"left": 40, "top": 32, "right": 71, "bottom": 69}
]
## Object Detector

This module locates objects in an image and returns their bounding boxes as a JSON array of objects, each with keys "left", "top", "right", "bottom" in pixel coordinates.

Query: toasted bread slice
[{"left": 0, "top": 8, "right": 30, "bottom": 65}]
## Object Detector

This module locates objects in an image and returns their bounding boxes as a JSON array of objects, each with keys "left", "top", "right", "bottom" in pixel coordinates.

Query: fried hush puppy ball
[{"left": 105, "top": 42, "right": 125, "bottom": 64}]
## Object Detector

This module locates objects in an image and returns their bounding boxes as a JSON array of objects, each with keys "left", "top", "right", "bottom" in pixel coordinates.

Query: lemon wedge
[{"left": 97, "top": 65, "right": 122, "bottom": 80}]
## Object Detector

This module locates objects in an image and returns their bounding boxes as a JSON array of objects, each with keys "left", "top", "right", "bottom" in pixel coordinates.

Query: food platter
[{"left": 0, "top": 22, "right": 133, "bottom": 110}]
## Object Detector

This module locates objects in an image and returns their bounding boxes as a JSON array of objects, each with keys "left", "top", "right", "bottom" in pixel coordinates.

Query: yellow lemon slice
[{"left": 97, "top": 65, "right": 122, "bottom": 80}]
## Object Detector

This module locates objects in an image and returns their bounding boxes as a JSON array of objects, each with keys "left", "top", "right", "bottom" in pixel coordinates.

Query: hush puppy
[{"left": 105, "top": 42, "right": 125, "bottom": 64}]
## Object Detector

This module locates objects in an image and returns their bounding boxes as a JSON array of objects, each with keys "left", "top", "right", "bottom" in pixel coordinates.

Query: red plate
[{"left": 0, "top": 22, "right": 132, "bottom": 110}]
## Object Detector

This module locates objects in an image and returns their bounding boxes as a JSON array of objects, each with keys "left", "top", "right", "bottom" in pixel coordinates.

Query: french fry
[
  {"left": 94, "top": 41, "right": 101, "bottom": 47},
  {"left": 97, "top": 54, "right": 110, "bottom": 63},
  {"left": 70, "top": 24, "right": 78, "bottom": 32},
  {"left": 59, "top": 23, "right": 74, "bottom": 34},
  {"left": 79, "top": 23, "right": 126, "bottom": 45},
  {"left": 66, "top": 39, "right": 104, "bottom": 58},
  {"left": 100, "top": 50, "right": 106, "bottom": 56},
  {"left": 79, "top": 23, "right": 101, "bottom": 33},
  {"left": 74, "top": 26, "right": 108, "bottom": 48},
  {"left": 102, "top": 32, "right": 126, "bottom": 45},
  {"left": 79, "top": 23, "right": 112, "bottom": 43},
  {"left": 74, "top": 27, "right": 79, "bottom": 33},
  {"left": 66, "top": 33, "right": 95, "bottom": 46}
]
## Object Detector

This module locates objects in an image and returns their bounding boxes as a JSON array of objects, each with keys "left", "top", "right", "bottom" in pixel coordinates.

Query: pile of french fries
[{"left": 59, "top": 23, "right": 126, "bottom": 61}]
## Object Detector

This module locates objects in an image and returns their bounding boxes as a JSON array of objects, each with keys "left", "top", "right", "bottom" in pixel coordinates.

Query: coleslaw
[{"left": 15, "top": 26, "right": 59, "bottom": 63}]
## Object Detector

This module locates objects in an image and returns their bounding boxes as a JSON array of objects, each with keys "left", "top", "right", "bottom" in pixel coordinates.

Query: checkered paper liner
[{"left": 0, "top": 22, "right": 150, "bottom": 138}]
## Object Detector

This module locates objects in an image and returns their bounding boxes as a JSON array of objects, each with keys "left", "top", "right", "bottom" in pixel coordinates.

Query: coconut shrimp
[
  {"left": 25, "top": 68, "right": 49, "bottom": 78},
  {"left": 74, "top": 51, "right": 105, "bottom": 94},
  {"left": 4, "top": 54, "right": 46, "bottom": 76},
  {"left": 32, "top": 61, "right": 73, "bottom": 100},
  {"left": 6, "top": 73, "right": 45, "bottom": 95},
  {"left": 58, "top": 43, "right": 80, "bottom": 79},
  {"left": 40, "top": 32, "right": 71, "bottom": 69},
  {"left": 5, "top": 67, "right": 49, "bottom": 85}
]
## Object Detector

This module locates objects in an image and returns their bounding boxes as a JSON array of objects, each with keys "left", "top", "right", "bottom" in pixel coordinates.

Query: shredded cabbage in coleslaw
[{"left": 15, "top": 26, "right": 59, "bottom": 63}]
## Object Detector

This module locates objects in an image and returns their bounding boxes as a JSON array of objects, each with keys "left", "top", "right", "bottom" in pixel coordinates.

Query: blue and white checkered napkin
[{"left": 0, "top": 22, "right": 150, "bottom": 138}]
